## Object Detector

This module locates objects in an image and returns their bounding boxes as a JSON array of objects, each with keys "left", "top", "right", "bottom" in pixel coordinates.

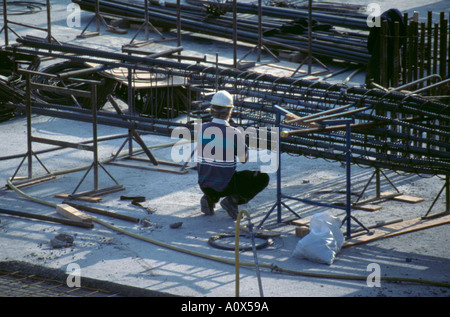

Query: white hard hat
[{"left": 210, "top": 90, "right": 234, "bottom": 108}]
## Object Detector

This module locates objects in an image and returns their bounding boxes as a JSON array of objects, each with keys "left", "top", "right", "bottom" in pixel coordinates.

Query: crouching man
[{"left": 197, "top": 90, "right": 269, "bottom": 219}]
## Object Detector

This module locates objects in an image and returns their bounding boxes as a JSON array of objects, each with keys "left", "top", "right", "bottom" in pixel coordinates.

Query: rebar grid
[
  {"left": 0, "top": 270, "right": 118, "bottom": 297},
  {"left": 5, "top": 39, "right": 450, "bottom": 177}
]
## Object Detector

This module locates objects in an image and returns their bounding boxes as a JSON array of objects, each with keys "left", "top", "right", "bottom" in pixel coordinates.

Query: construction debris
[
  {"left": 169, "top": 221, "right": 183, "bottom": 229},
  {"left": 50, "top": 233, "right": 74, "bottom": 249}
]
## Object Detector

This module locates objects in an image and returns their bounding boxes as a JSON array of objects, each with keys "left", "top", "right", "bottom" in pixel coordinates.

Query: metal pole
[
  {"left": 95, "top": 0, "right": 100, "bottom": 33},
  {"left": 276, "top": 110, "right": 282, "bottom": 223},
  {"left": 128, "top": 67, "right": 134, "bottom": 156},
  {"left": 257, "top": 0, "right": 262, "bottom": 62},
  {"left": 91, "top": 83, "right": 99, "bottom": 190},
  {"left": 308, "top": 0, "right": 312, "bottom": 74},
  {"left": 177, "top": 0, "right": 181, "bottom": 62},
  {"left": 376, "top": 168, "right": 381, "bottom": 199},
  {"left": 46, "top": 0, "right": 52, "bottom": 44},
  {"left": 215, "top": 52, "right": 219, "bottom": 91},
  {"left": 2, "top": 0, "right": 9, "bottom": 45},
  {"left": 26, "top": 74, "right": 32, "bottom": 178},
  {"left": 446, "top": 175, "right": 450, "bottom": 213},
  {"left": 145, "top": 0, "right": 150, "bottom": 40},
  {"left": 247, "top": 221, "right": 264, "bottom": 297},
  {"left": 233, "top": 0, "right": 237, "bottom": 68},
  {"left": 345, "top": 122, "right": 351, "bottom": 237}
]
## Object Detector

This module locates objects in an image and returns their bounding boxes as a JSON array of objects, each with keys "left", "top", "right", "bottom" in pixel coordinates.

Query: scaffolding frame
[
  {"left": 0, "top": 0, "right": 58, "bottom": 46},
  {"left": 257, "top": 106, "right": 369, "bottom": 239},
  {"left": 10, "top": 69, "right": 123, "bottom": 198}
]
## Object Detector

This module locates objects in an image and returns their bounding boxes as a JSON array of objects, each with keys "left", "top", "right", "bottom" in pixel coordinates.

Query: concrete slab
[{"left": 0, "top": 0, "right": 449, "bottom": 303}]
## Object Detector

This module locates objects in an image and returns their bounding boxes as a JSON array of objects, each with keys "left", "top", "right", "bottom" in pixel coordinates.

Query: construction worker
[{"left": 197, "top": 90, "right": 269, "bottom": 219}]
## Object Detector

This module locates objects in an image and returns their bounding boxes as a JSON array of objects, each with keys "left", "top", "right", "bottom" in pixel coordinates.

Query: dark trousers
[{"left": 201, "top": 170, "right": 269, "bottom": 205}]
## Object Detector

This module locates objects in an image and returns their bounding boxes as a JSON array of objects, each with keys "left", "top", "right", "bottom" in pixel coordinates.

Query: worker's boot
[
  {"left": 220, "top": 195, "right": 239, "bottom": 220},
  {"left": 200, "top": 195, "right": 215, "bottom": 215}
]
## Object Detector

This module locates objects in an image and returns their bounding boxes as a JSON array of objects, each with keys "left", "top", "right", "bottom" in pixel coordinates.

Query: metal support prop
[
  {"left": 74, "top": 85, "right": 121, "bottom": 196},
  {"left": 353, "top": 168, "right": 403, "bottom": 206},
  {"left": 64, "top": 82, "right": 122, "bottom": 197},
  {"left": 258, "top": 106, "right": 369, "bottom": 238},
  {"left": 77, "top": 0, "right": 122, "bottom": 38},
  {"left": 339, "top": 121, "right": 370, "bottom": 238},
  {"left": 423, "top": 175, "right": 450, "bottom": 218},
  {"left": 257, "top": 107, "right": 302, "bottom": 229},
  {"left": 0, "top": 0, "right": 58, "bottom": 46},
  {"left": 127, "top": 0, "right": 165, "bottom": 46},
  {"left": 107, "top": 94, "right": 158, "bottom": 165},
  {"left": 10, "top": 69, "right": 122, "bottom": 197},
  {"left": 291, "top": 0, "right": 329, "bottom": 77},
  {"left": 237, "top": 0, "right": 279, "bottom": 67},
  {"left": 105, "top": 89, "right": 190, "bottom": 174},
  {"left": 9, "top": 73, "right": 52, "bottom": 183}
]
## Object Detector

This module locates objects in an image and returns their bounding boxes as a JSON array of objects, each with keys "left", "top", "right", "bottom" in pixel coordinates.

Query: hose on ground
[
  {"left": 4, "top": 179, "right": 450, "bottom": 293},
  {"left": 235, "top": 209, "right": 264, "bottom": 297}
]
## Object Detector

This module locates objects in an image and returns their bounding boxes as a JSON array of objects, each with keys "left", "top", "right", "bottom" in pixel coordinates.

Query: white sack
[{"left": 293, "top": 212, "right": 344, "bottom": 265}]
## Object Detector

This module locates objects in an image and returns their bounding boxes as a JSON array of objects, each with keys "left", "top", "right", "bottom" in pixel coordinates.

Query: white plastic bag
[{"left": 293, "top": 212, "right": 344, "bottom": 265}]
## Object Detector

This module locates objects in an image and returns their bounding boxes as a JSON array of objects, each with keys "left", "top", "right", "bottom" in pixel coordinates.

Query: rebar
[
  {"left": 72, "top": 0, "right": 372, "bottom": 64},
  {"left": 5, "top": 39, "right": 450, "bottom": 177}
]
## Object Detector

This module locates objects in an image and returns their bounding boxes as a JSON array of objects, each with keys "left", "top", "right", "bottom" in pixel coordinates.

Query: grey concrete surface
[{"left": 0, "top": 0, "right": 449, "bottom": 301}]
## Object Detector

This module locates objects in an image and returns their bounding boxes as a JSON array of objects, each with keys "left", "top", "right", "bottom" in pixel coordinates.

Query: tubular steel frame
[
  {"left": 0, "top": 0, "right": 58, "bottom": 46},
  {"left": 258, "top": 106, "right": 370, "bottom": 238},
  {"left": 4, "top": 38, "right": 450, "bottom": 217},
  {"left": 126, "top": 0, "right": 166, "bottom": 46},
  {"left": 10, "top": 68, "right": 123, "bottom": 198}
]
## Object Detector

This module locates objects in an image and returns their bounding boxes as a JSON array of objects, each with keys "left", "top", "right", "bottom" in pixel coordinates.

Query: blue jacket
[{"left": 197, "top": 119, "right": 248, "bottom": 192}]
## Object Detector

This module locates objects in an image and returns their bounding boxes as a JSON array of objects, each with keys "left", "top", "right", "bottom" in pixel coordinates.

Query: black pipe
[{"left": 72, "top": 0, "right": 371, "bottom": 64}]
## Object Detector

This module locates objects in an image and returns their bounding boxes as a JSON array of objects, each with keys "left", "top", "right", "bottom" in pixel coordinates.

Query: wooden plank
[
  {"left": 352, "top": 204, "right": 383, "bottom": 211},
  {"left": 381, "top": 191, "right": 424, "bottom": 203},
  {"left": 56, "top": 204, "right": 93, "bottom": 223},
  {"left": 9, "top": 175, "right": 56, "bottom": 189},
  {"left": 295, "top": 227, "right": 310, "bottom": 238},
  {"left": 343, "top": 214, "right": 450, "bottom": 247},
  {"left": 290, "top": 218, "right": 310, "bottom": 227},
  {"left": 55, "top": 193, "right": 102, "bottom": 203},
  {"left": 63, "top": 201, "right": 140, "bottom": 223},
  {"left": 68, "top": 185, "right": 124, "bottom": 198},
  {"left": 0, "top": 207, "right": 93, "bottom": 228},
  {"left": 335, "top": 202, "right": 383, "bottom": 211},
  {"left": 392, "top": 195, "right": 424, "bottom": 203}
]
